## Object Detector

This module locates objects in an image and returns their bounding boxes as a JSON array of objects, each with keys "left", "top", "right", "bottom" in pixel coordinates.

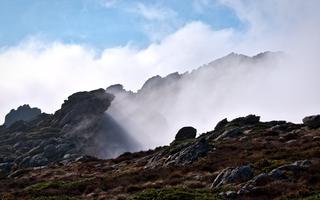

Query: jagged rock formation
[
  {"left": 0, "top": 89, "right": 141, "bottom": 178},
  {"left": 3, "top": 104, "right": 41, "bottom": 127}
]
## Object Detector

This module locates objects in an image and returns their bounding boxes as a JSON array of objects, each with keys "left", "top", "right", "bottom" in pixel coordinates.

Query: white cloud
[
  {"left": 131, "top": 2, "right": 176, "bottom": 21},
  {"left": 126, "top": 2, "right": 179, "bottom": 42},
  {"left": 100, "top": 0, "right": 118, "bottom": 8},
  {"left": 0, "top": 21, "right": 235, "bottom": 123}
]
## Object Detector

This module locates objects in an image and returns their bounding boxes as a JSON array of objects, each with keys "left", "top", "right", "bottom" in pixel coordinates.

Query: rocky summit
[
  {"left": 0, "top": 102, "right": 320, "bottom": 199},
  {"left": 0, "top": 89, "right": 140, "bottom": 179},
  {"left": 3, "top": 104, "right": 41, "bottom": 128}
]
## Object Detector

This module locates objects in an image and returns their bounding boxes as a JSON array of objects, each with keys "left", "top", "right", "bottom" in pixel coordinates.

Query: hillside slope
[{"left": 1, "top": 114, "right": 320, "bottom": 199}]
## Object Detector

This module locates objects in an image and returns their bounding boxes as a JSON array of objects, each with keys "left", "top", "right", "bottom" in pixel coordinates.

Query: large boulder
[
  {"left": 3, "top": 105, "right": 41, "bottom": 127},
  {"left": 303, "top": 115, "right": 320, "bottom": 129},
  {"left": 175, "top": 126, "right": 197, "bottom": 141}
]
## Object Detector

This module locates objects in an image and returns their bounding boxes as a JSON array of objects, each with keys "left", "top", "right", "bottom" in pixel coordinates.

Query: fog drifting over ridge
[
  {"left": 106, "top": 52, "right": 320, "bottom": 149},
  {"left": 0, "top": 0, "right": 320, "bottom": 149}
]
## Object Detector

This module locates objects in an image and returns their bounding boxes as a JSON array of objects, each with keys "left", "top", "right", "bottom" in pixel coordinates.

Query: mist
[{"left": 105, "top": 51, "right": 320, "bottom": 149}]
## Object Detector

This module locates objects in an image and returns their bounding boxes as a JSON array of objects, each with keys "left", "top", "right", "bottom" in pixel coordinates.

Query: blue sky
[{"left": 0, "top": 0, "right": 243, "bottom": 49}]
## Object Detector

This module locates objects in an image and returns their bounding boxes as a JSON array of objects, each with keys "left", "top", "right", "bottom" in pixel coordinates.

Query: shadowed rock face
[
  {"left": 3, "top": 105, "right": 41, "bottom": 127},
  {"left": 0, "top": 88, "right": 141, "bottom": 174},
  {"left": 52, "top": 88, "right": 114, "bottom": 128}
]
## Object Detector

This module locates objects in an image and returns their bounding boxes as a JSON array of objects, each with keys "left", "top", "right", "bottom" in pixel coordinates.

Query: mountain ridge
[{"left": 1, "top": 51, "right": 319, "bottom": 199}]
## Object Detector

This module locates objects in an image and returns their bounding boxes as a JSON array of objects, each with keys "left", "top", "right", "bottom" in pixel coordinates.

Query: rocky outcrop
[
  {"left": 214, "top": 127, "right": 242, "bottom": 141},
  {"left": 0, "top": 89, "right": 142, "bottom": 177},
  {"left": 212, "top": 165, "right": 254, "bottom": 188},
  {"left": 239, "top": 160, "right": 312, "bottom": 195},
  {"left": 147, "top": 137, "right": 208, "bottom": 168},
  {"left": 303, "top": 115, "right": 320, "bottom": 128},
  {"left": 167, "top": 138, "right": 208, "bottom": 165},
  {"left": 52, "top": 88, "right": 114, "bottom": 128},
  {"left": 3, "top": 105, "right": 41, "bottom": 127},
  {"left": 229, "top": 115, "right": 260, "bottom": 126},
  {"left": 0, "top": 112, "right": 320, "bottom": 199}
]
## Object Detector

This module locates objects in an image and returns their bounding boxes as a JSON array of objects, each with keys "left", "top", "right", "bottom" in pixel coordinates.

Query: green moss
[
  {"left": 25, "top": 182, "right": 53, "bottom": 192},
  {"left": 260, "top": 160, "right": 285, "bottom": 173},
  {"left": 281, "top": 191, "right": 320, "bottom": 200},
  {"left": 33, "top": 196, "right": 82, "bottom": 200},
  {"left": 129, "top": 187, "right": 218, "bottom": 200},
  {"left": 24, "top": 179, "right": 90, "bottom": 194},
  {"left": 299, "top": 193, "right": 320, "bottom": 200}
]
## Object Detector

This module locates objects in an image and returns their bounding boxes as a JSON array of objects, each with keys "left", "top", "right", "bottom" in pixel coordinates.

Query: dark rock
[
  {"left": 220, "top": 191, "right": 237, "bottom": 199},
  {"left": 270, "top": 123, "right": 303, "bottom": 132},
  {"left": 29, "top": 154, "right": 49, "bottom": 167},
  {"left": 0, "top": 162, "right": 13, "bottom": 174},
  {"left": 269, "top": 160, "right": 311, "bottom": 179},
  {"left": 214, "top": 118, "right": 228, "bottom": 132},
  {"left": 8, "top": 169, "right": 27, "bottom": 178},
  {"left": 175, "top": 126, "right": 197, "bottom": 141},
  {"left": 7, "top": 120, "right": 32, "bottom": 132},
  {"left": 227, "top": 165, "right": 254, "bottom": 183},
  {"left": 266, "top": 120, "right": 287, "bottom": 126},
  {"left": 229, "top": 115, "right": 260, "bottom": 126},
  {"left": 241, "top": 160, "right": 313, "bottom": 194},
  {"left": 52, "top": 88, "right": 114, "bottom": 127},
  {"left": 303, "top": 115, "right": 320, "bottom": 128},
  {"left": 106, "top": 84, "right": 125, "bottom": 94},
  {"left": 214, "top": 128, "right": 242, "bottom": 141},
  {"left": 249, "top": 173, "right": 271, "bottom": 186},
  {"left": 4, "top": 104, "right": 41, "bottom": 127},
  {"left": 212, "top": 168, "right": 233, "bottom": 188},
  {"left": 169, "top": 138, "right": 208, "bottom": 165},
  {"left": 212, "top": 165, "right": 254, "bottom": 188},
  {"left": 147, "top": 138, "right": 208, "bottom": 168}
]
